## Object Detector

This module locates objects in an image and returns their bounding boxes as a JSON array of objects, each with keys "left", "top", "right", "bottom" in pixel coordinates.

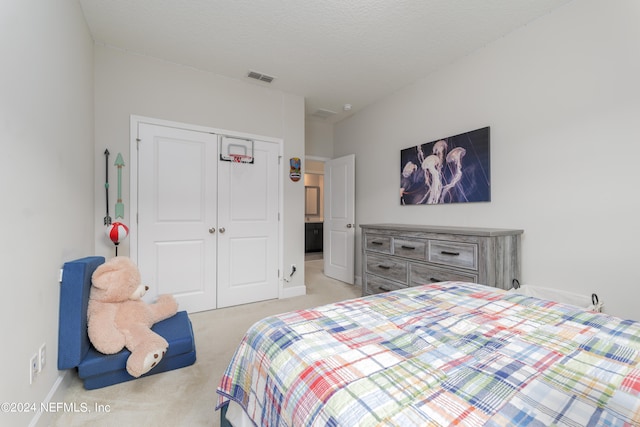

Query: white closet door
[
  {"left": 137, "top": 123, "right": 218, "bottom": 313},
  {"left": 216, "top": 137, "right": 280, "bottom": 308}
]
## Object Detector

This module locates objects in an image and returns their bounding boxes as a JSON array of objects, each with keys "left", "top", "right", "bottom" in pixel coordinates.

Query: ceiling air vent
[
  {"left": 310, "top": 109, "right": 338, "bottom": 119},
  {"left": 247, "top": 70, "right": 275, "bottom": 83}
]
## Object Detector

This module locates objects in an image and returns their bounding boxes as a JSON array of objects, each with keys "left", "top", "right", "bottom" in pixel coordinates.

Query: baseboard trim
[
  {"left": 29, "top": 371, "right": 73, "bottom": 427},
  {"left": 280, "top": 285, "right": 306, "bottom": 299},
  {"left": 355, "top": 274, "right": 362, "bottom": 287}
]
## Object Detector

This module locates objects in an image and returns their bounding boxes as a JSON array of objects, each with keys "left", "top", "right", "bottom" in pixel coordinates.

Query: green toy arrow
[{"left": 114, "top": 153, "right": 125, "bottom": 219}]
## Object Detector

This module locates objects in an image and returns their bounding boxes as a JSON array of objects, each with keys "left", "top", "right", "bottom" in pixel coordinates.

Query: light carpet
[{"left": 50, "top": 260, "right": 360, "bottom": 426}]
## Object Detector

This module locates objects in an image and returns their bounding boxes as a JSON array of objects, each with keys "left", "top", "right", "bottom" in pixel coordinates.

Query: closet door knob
[
  {"left": 209, "top": 227, "right": 216, "bottom": 234},
  {"left": 346, "top": 223, "right": 353, "bottom": 228},
  {"left": 219, "top": 227, "right": 226, "bottom": 233}
]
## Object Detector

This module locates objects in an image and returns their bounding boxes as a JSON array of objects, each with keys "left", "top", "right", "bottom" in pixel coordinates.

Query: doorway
[
  {"left": 303, "top": 155, "right": 356, "bottom": 285},
  {"left": 304, "top": 160, "right": 325, "bottom": 261}
]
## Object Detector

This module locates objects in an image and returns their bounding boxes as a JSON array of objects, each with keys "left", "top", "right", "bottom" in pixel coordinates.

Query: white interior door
[
  {"left": 324, "top": 154, "right": 355, "bottom": 284},
  {"left": 216, "top": 137, "right": 280, "bottom": 308},
  {"left": 137, "top": 123, "right": 217, "bottom": 313}
]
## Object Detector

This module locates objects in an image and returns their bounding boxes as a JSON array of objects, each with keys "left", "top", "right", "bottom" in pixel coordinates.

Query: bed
[{"left": 216, "top": 282, "right": 640, "bottom": 426}]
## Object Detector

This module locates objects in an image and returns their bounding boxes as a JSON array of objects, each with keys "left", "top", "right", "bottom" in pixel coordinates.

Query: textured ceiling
[{"left": 79, "top": 0, "right": 572, "bottom": 123}]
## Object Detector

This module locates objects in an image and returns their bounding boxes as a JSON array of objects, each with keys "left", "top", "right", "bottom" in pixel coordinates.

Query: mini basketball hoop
[{"left": 220, "top": 136, "right": 254, "bottom": 164}]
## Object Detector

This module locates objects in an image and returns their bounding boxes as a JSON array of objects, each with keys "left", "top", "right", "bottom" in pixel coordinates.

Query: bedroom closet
[{"left": 132, "top": 119, "right": 281, "bottom": 313}]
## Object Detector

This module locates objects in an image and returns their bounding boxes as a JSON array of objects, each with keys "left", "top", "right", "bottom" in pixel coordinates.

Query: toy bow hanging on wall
[
  {"left": 103, "top": 150, "right": 128, "bottom": 255},
  {"left": 103, "top": 149, "right": 112, "bottom": 226}
]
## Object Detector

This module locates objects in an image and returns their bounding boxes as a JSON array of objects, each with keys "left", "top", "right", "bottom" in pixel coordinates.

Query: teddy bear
[{"left": 87, "top": 256, "right": 178, "bottom": 378}]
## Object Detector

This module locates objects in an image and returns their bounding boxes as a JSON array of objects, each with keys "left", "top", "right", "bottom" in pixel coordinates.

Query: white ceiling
[{"left": 79, "top": 0, "right": 572, "bottom": 123}]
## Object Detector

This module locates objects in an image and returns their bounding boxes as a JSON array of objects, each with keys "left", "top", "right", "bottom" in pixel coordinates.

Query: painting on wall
[{"left": 400, "top": 126, "right": 490, "bottom": 205}]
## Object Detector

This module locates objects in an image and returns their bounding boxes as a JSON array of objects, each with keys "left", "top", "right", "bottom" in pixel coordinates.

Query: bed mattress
[{"left": 217, "top": 282, "right": 640, "bottom": 426}]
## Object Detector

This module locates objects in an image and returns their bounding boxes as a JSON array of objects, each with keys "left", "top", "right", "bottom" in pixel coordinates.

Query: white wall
[
  {"left": 334, "top": 0, "right": 640, "bottom": 320},
  {"left": 93, "top": 45, "right": 306, "bottom": 290},
  {"left": 305, "top": 160, "right": 326, "bottom": 175},
  {"left": 305, "top": 120, "right": 334, "bottom": 158},
  {"left": 0, "top": 1, "right": 94, "bottom": 425}
]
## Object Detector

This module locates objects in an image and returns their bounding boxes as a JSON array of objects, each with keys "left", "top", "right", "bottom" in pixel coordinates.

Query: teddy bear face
[{"left": 90, "top": 256, "right": 146, "bottom": 303}]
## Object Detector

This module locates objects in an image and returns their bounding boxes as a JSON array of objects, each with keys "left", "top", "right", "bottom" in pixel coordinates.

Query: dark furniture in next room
[{"left": 305, "top": 222, "right": 323, "bottom": 253}]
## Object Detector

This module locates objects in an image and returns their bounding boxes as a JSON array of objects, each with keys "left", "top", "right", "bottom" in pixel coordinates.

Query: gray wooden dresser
[{"left": 360, "top": 224, "right": 523, "bottom": 296}]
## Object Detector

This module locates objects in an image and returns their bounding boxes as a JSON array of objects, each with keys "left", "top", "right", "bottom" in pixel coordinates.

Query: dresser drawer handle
[
  {"left": 371, "top": 241, "right": 384, "bottom": 245},
  {"left": 440, "top": 251, "right": 460, "bottom": 256},
  {"left": 429, "top": 277, "right": 442, "bottom": 282},
  {"left": 401, "top": 245, "right": 416, "bottom": 250},
  {"left": 378, "top": 285, "right": 392, "bottom": 292},
  {"left": 377, "top": 264, "right": 392, "bottom": 270}
]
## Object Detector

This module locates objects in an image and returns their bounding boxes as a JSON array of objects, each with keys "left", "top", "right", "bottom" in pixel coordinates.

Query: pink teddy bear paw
[
  {"left": 127, "top": 346, "right": 167, "bottom": 377},
  {"left": 142, "top": 347, "right": 167, "bottom": 374}
]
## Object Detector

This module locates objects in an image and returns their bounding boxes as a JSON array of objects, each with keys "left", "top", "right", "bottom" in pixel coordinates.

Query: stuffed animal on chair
[{"left": 87, "top": 256, "right": 178, "bottom": 378}]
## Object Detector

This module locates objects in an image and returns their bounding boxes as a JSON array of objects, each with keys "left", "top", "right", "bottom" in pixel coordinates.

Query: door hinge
[
  {"left": 278, "top": 212, "right": 280, "bottom": 221},
  {"left": 136, "top": 138, "right": 141, "bottom": 150},
  {"left": 278, "top": 269, "right": 280, "bottom": 278},
  {"left": 136, "top": 212, "right": 138, "bottom": 224}
]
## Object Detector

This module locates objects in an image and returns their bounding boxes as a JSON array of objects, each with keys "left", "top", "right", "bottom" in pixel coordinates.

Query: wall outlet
[
  {"left": 38, "top": 343, "right": 46, "bottom": 372},
  {"left": 30, "top": 353, "right": 38, "bottom": 384}
]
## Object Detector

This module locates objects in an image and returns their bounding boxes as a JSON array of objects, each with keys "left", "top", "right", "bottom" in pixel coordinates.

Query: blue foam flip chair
[{"left": 57, "top": 256, "right": 196, "bottom": 390}]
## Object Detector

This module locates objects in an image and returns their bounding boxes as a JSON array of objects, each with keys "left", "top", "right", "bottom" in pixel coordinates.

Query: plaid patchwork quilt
[{"left": 216, "top": 282, "right": 640, "bottom": 426}]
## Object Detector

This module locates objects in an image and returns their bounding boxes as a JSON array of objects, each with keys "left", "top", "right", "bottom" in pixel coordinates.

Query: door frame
[{"left": 129, "top": 115, "right": 284, "bottom": 297}]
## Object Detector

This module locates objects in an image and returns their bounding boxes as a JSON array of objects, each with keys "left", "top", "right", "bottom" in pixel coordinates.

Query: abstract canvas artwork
[{"left": 400, "top": 127, "right": 490, "bottom": 205}]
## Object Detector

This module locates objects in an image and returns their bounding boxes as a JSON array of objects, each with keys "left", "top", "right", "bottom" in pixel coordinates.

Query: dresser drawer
[
  {"left": 393, "top": 238, "right": 427, "bottom": 261},
  {"left": 365, "top": 254, "right": 408, "bottom": 283},
  {"left": 410, "top": 263, "right": 478, "bottom": 286},
  {"left": 428, "top": 240, "right": 478, "bottom": 270},
  {"left": 365, "top": 274, "right": 408, "bottom": 296},
  {"left": 365, "top": 234, "right": 392, "bottom": 254}
]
